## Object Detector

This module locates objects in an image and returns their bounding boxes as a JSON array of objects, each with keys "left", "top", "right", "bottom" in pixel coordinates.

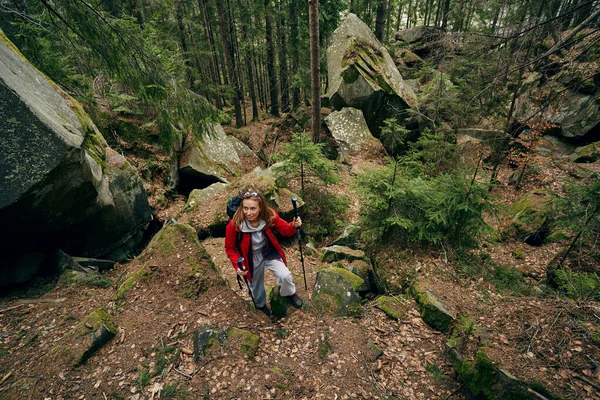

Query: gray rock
[
  {"left": 72, "top": 257, "right": 116, "bottom": 272},
  {"left": 0, "top": 35, "right": 151, "bottom": 286},
  {"left": 395, "top": 26, "right": 441, "bottom": 44},
  {"left": 326, "top": 13, "right": 416, "bottom": 137},
  {"left": 569, "top": 141, "right": 600, "bottom": 163},
  {"left": 324, "top": 108, "right": 374, "bottom": 163},
  {"left": 515, "top": 82, "right": 599, "bottom": 141},
  {"left": 179, "top": 123, "right": 241, "bottom": 183},
  {"left": 313, "top": 268, "right": 363, "bottom": 317},
  {"left": 329, "top": 224, "right": 360, "bottom": 247},
  {"left": 510, "top": 190, "right": 554, "bottom": 246},
  {"left": 185, "top": 182, "right": 228, "bottom": 211},
  {"left": 322, "top": 245, "right": 366, "bottom": 263},
  {"left": 78, "top": 323, "right": 116, "bottom": 365},
  {"left": 347, "top": 260, "right": 372, "bottom": 293},
  {"left": 411, "top": 281, "right": 455, "bottom": 333},
  {"left": 227, "top": 136, "right": 255, "bottom": 157},
  {"left": 193, "top": 326, "right": 227, "bottom": 362}
]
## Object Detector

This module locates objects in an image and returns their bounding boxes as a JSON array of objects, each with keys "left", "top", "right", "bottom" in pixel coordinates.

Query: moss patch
[
  {"left": 411, "top": 282, "right": 455, "bottom": 333},
  {"left": 374, "top": 295, "right": 408, "bottom": 320},
  {"left": 328, "top": 267, "right": 365, "bottom": 292},
  {"left": 114, "top": 267, "right": 150, "bottom": 301},
  {"left": 227, "top": 328, "right": 260, "bottom": 359}
]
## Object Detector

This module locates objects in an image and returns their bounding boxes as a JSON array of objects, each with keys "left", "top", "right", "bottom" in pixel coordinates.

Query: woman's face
[{"left": 242, "top": 198, "right": 261, "bottom": 223}]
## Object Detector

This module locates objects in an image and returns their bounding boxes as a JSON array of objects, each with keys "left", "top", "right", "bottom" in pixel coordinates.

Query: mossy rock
[
  {"left": 268, "top": 286, "right": 288, "bottom": 318},
  {"left": 365, "top": 341, "right": 383, "bottom": 362},
  {"left": 450, "top": 349, "right": 558, "bottom": 399},
  {"left": 569, "top": 142, "right": 600, "bottom": 163},
  {"left": 59, "top": 270, "right": 112, "bottom": 288},
  {"left": 313, "top": 268, "right": 363, "bottom": 317},
  {"left": 227, "top": 328, "right": 260, "bottom": 359},
  {"left": 183, "top": 182, "right": 228, "bottom": 212},
  {"left": 374, "top": 295, "right": 408, "bottom": 320},
  {"left": 193, "top": 326, "right": 227, "bottom": 362},
  {"left": 348, "top": 260, "right": 372, "bottom": 292},
  {"left": 114, "top": 266, "right": 150, "bottom": 301},
  {"left": 321, "top": 245, "right": 366, "bottom": 263},
  {"left": 147, "top": 223, "right": 199, "bottom": 256},
  {"left": 411, "top": 281, "right": 455, "bottom": 333},
  {"left": 44, "top": 307, "right": 117, "bottom": 366},
  {"left": 509, "top": 190, "right": 555, "bottom": 245}
]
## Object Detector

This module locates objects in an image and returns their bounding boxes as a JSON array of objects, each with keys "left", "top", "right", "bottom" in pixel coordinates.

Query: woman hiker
[{"left": 225, "top": 191, "right": 303, "bottom": 316}]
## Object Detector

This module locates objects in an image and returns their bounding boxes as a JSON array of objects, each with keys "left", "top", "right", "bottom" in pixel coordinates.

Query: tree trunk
[
  {"left": 396, "top": 2, "right": 404, "bottom": 32},
  {"left": 265, "top": 0, "right": 280, "bottom": 117},
  {"left": 308, "top": 0, "right": 320, "bottom": 142},
  {"left": 238, "top": 0, "right": 259, "bottom": 121},
  {"left": 278, "top": 10, "right": 290, "bottom": 113},
  {"left": 375, "top": 0, "right": 388, "bottom": 42},
  {"left": 406, "top": 0, "right": 412, "bottom": 28},
  {"left": 289, "top": 0, "right": 301, "bottom": 109},
  {"left": 215, "top": 0, "right": 243, "bottom": 127},
  {"left": 198, "top": 0, "right": 222, "bottom": 109},
  {"left": 176, "top": 0, "right": 194, "bottom": 88},
  {"left": 441, "top": 0, "right": 451, "bottom": 30}
]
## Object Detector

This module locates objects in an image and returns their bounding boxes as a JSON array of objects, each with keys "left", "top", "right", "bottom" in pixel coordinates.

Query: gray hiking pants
[{"left": 248, "top": 255, "right": 296, "bottom": 308}]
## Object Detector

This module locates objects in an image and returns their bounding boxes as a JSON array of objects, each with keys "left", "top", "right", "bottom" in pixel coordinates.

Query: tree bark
[
  {"left": 308, "top": 0, "right": 320, "bottom": 142},
  {"left": 289, "top": 0, "right": 301, "bottom": 109},
  {"left": 278, "top": 10, "right": 290, "bottom": 113},
  {"left": 176, "top": 0, "right": 194, "bottom": 88},
  {"left": 375, "top": 0, "right": 388, "bottom": 42},
  {"left": 441, "top": 0, "right": 451, "bottom": 30},
  {"left": 215, "top": 0, "right": 243, "bottom": 126},
  {"left": 265, "top": 0, "right": 280, "bottom": 117}
]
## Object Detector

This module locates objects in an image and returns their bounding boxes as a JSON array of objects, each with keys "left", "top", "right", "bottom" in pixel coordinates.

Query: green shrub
[
  {"left": 300, "top": 186, "right": 350, "bottom": 241},
  {"left": 355, "top": 159, "right": 493, "bottom": 248},
  {"left": 554, "top": 269, "right": 600, "bottom": 300}
]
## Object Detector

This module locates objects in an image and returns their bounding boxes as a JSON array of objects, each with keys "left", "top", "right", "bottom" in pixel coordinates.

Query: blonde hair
[{"left": 232, "top": 191, "right": 274, "bottom": 228}]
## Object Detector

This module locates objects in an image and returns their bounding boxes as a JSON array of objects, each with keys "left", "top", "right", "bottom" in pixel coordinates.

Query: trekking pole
[
  {"left": 290, "top": 197, "right": 308, "bottom": 290},
  {"left": 237, "top": 257, "right": 257, "bottom": 308}
]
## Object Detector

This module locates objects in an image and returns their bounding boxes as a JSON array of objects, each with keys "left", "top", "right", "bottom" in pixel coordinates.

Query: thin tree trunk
[
  {"left": 278, "top": 10, "right": 290, "bottom": 113},
  {"left": 406, "top": 0, "right": 412, "bottom": 28},
  {"left": 176, "top": 0, "right": 194, "bottom": 88},
  {"left": 441, "top": 0, "right": 450, "bottom": 30},
  {"left": 215, "top": 0, "right": 243, "bottom": 126},
  {"left": 396, "top": 2, "right": 404, "bottom": 32},
  {"left": 228, "top": 0, "right": 246, "bottom": 125},
  {"left": 308, "top": 0, "right": 320, "bottom": 142},
  {"left": 375, "top": 0, "right": 388, "bottom": 42},
  {"left": 238, "top": 0, "right": 259, "bottom": 121},
  {"left": 289, "top": 0, "right": 301, "bottom": 109},
  {"left": 265, "top": 0, "right": 280, "bottom": 117},
  {"left": 385, "top": 0, "right": 393, "bottom": 41}
]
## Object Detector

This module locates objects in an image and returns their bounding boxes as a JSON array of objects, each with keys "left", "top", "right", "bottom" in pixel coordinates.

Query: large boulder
[
  {"left": 509, "top": 190, "right": 555, "bottom": 246},
  {"left": 324, "top": 107, "right": 384, "bottom": 163},
  {"left": 178, "top": 123, "right": 243, "bottom": 194},
  {"left": 515, "top": 81, "right": 600, "bottom": 142},
  {"left": 0, "top": 31, "right": 151, "bottom": 287},
  {"left": 569, "top": 141, "right": 600, "bottom": 163},
  {"left": 313, "top": 267, "right": 363, "bottom": 317},
  {"left": 326, "top": 13, "right": 416, "bottom": 138}
]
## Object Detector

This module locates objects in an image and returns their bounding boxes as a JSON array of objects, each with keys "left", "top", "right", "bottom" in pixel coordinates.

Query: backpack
[
  {"left": 226, "top": 194, "right": 244, "bottom": 219},
  {"left": 227, "top": 194, "right": 244, "bottom": 251}
]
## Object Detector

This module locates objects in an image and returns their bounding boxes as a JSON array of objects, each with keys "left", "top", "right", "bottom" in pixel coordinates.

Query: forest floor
[{"left": 1, "top": 113, "right": 600, "bottom": 400}]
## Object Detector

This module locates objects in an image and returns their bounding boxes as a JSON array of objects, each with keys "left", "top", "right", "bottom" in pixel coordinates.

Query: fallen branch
[
  {"left": 0, "top": 371, "right": 13, "bottom": 386},
  {"left": 574, "top": 374, "right": 600, "bottom": 393},
  {"left": 172, "top": 368, "right": 192, "bottom": 379},
  {"left": 0, "top": 304, "right": 25, "bottom": 314}
]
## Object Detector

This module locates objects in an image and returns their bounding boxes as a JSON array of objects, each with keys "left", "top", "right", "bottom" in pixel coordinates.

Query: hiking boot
[
  {"left": 257, "top": 306, "right": 271, "bottom": 316},
  {"left": 286, "top": 293, "right": 303, "bottom": 308}
]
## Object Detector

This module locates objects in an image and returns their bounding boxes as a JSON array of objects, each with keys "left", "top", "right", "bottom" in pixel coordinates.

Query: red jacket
[{"left": 225, "top": 210, "right": 297, "bottom": 283}]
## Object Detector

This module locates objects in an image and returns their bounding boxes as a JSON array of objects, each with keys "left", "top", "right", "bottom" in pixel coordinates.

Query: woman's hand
[
  {"left": 292, "top": 216, "right": 302, "bottom": 229},
  {"left": 236, "top": 268, "right": 248, "bottom": 278}
]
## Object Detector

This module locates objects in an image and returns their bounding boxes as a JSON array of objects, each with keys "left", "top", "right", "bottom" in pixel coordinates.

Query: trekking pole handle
[
  {"left": 291, "top": 196, "right": 300, "bottom": 217},
  {"left": 237, "top": 257, "right": 246, "bottom": 271}
]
